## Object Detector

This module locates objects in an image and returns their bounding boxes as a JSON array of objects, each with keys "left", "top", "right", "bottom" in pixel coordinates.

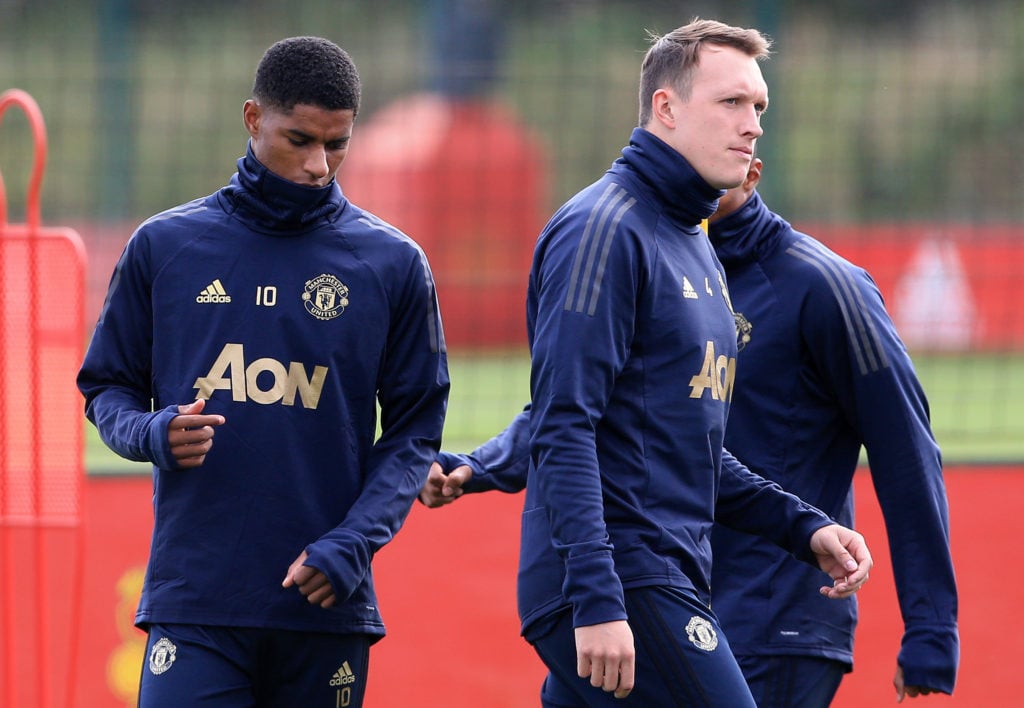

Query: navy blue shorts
[
  {"left": 735, "top": 654, "right": 847, "bottom": 708},
  {"left": 529, "top": 586, "right": 756, "bottom": 707},
  {"left": 138, "top": 624, "right": 372, "bottom": 708}
]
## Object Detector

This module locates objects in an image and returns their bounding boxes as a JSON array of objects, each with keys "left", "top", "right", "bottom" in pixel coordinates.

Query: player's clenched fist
[{"left": 168, "top": 398, "right": 225, "bottom": 468}]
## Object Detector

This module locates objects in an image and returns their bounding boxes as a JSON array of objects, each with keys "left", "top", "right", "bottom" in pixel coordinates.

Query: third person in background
[{"left": 706, "top": 157, "right": 958, "bottom": 705}]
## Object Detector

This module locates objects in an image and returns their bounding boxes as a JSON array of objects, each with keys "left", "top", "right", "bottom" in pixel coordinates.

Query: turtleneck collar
[
  {"left": 707, "top": 190, "right": 788, "bottom": 267},
  {"left": 615, "top": 127, "right": 724, "bottom": 226},
  {"left": 219, "top": 142, "right": 345, "bottom": 233}
]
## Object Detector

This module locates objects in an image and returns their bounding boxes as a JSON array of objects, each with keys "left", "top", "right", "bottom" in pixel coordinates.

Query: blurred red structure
[
  {"left": 341, "top": 92, "right": 549, "bottom": 349},
  {"left": 0, "top": 88, "right": 87, "bottom": 708}
]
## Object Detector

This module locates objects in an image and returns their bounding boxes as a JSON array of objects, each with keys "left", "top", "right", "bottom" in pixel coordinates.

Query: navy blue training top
[
  {"left": 518, "top": 129, "right": 833, "bottom": 639},
  {"left": 78, "top": 145, "right": 450, "bottom": 638},
  {"left": 709, "top": 191, "right": 958, "bottom": 692},
  {"left": 442, "top": 188, "right": 959, "bottom": 692}
]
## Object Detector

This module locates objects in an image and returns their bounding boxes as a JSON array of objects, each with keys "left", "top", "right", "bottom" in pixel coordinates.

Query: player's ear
[
  {"left": 650, "top": 88, "right": 676, "bottom": 129},
  {"left": 242, "top": 99, "right": 261, "bottom": 138},
  {"left": 745, "top": 157, "right": 763, "bottom": 190}
]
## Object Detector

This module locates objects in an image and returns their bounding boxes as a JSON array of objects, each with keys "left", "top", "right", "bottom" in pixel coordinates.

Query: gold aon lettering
[
  {"left": 688, "top": 341, "right": 736, "bottom": 402},
  {"left": 193, "top": 343, "right": 328, "bottom": 409}
]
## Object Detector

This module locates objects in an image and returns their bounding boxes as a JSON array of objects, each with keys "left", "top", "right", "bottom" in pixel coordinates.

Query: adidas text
[{"left": 197, "top": 278, "right": 232, "bottom": 303}]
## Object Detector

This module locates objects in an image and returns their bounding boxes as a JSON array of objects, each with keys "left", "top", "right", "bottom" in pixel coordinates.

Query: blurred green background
[{"left": 3, "top": 0, "right": 1022, "bottom": 470}]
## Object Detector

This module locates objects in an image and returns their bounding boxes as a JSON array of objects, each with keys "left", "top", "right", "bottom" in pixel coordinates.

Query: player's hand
[
  {"left": 894, "top": 664, "right": 940, "bottom": 702},
  {"left": 283, "top": 550, "right": 336, "bottom": 608},
  {"left": 168, "top": 398, "right": 225, "bottom": 468},
  {"left": 419, "top": 461, "right": 473, "bottom": 507},
  {"left": 809, "top": 523, "right": 872, "bottom": 599},
  {"left": 575, "top": 620, "right": 635, "bottom": 699}
]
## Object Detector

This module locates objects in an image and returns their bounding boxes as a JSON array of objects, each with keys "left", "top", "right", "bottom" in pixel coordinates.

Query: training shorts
[
  {"left": 138, "top": 623, "right": 371, "bottom": 708},
  {"left": 530, "top": 585, "right": 757, "bottom": 707}
]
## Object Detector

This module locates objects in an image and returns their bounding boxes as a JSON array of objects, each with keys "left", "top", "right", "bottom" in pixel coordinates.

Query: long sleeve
[
  {"left": 716, "top": 449, "right": 834, "bottom": 566},
  {"left": 528, "top": 204, "right": 637, "bottom": 629},
  {"left": 798, "top": 247, "right": 958, "bottom": 692},
  {"left": 516, "top": 129, "right": 746, "bottom": 637},
  {"left": 305, "top": 245, "right": 449, "bottom": 603},
  {"left": 77, "top": 228, "right": 182, "bottom": 471},
  {"left": 78, "top": 165, "right": 449, "bottom": 636},
  {"left": 438, "top": 405, "right": 531, "bottom": 494}
]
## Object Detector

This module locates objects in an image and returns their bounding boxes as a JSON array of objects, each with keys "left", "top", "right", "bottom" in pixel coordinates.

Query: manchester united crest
[
  {"left": 302, "top": 273, "right": 349, "bottom": 321},
  {"left": 685, "top": 616, "right": 719, "bottom": 652},
  {"left": 148, "top": 636, "right": 177, "bottom": 675}
]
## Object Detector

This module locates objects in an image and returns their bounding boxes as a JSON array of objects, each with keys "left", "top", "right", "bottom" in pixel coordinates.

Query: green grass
[
  {"left": 85, "top": 350, "right": 1024, "bottom": 474},
  {"left": 912, "top": 352, "right": 1024, "bottom": 464}
]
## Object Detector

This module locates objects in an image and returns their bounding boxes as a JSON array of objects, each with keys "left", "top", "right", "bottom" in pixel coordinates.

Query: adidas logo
[
  {"left": 329, "top": 661, "right": 356, "bottom": 687},
  {"left": 196, "top": 279, "right": 232, "bottom": 304},
  {"left": 682, "top": 277, "right": 698, "bottom": 300}
]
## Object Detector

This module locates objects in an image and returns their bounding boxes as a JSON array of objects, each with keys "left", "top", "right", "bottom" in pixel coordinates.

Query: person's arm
[
  {"left": 716, "top": 449, "right": 871, "bottom": 597},
  {"left": 805, "top": 262, "right": 958, "bottom": 696},
  {"left": 527, "top": 205, "right": 640, "bottom": 698},
  {"left": 77, "top": 228, "right": 225, "bottom": 470},
  {"left": 529, "top": 213, "right": 635, "bottom": 631},
  {"left": 458, "top": 404, "right": 532, "bottom": 493},
  {"left": 419, "top": 404, "right": 531, "bottom": 507},
  {"left": 299, "top": 248, "right": 449, "bottom": 605}
]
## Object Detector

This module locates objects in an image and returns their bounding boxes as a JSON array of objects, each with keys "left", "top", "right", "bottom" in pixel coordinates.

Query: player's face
[
  {"left": 243, "top": 100, "right": 355, "bottom": 188},
  {"left": 665, "top": 45, "right": 768, "bottom": 190}
]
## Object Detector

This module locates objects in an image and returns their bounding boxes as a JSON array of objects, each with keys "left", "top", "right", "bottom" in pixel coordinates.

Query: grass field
[{"left": 85, "top": 350, "right": 1024, "bottom": 474}]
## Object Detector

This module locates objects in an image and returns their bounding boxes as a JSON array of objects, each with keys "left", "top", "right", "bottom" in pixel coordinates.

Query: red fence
[{"left": 804, "top": 223, "right": 1024, "bottom": 351}]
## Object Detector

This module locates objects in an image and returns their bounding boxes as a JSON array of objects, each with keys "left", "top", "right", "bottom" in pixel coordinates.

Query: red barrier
[
  {"left": 833, "top": 467, "right": 1021, "bottom": 706},
  {"left": 375, "top": 469, "right": 1020, "bottom": 706},
  {"left": 801, "top": 223, "right": 1024, "bottom": 351},
  {"left": 72, "top": 476, "right": 152, "bottom": 707},
  {"left": 70, "top": 468, "right": 1021, "bottom": 706},
  {"left": 0, "top": 88, "right": 87, "bottom": 708}
]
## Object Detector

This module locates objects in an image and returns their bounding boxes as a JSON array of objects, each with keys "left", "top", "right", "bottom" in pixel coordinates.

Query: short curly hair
[{"left": 252, "top": 36, "right": 361, "bottom": 115}]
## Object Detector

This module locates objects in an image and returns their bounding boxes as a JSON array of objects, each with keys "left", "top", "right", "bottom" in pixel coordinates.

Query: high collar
[
  {"left": 614, "top": 128, "right": 723, "bottom": 226},
  {"left": 707, "top": 190, "right": 788, "bottom": 267},
  {"left": 219, "top": 143, "right": 344, "bottom": 233}
]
